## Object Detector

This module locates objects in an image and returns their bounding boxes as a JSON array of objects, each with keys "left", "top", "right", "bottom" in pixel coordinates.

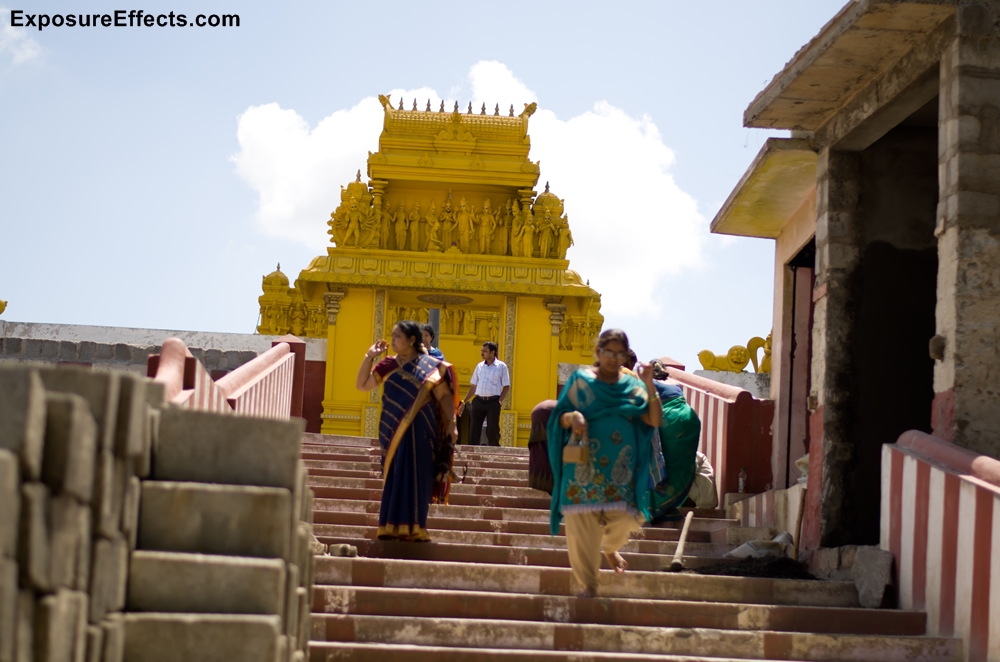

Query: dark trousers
[{"left": 469, "top": 396, "right": 502, "bottom": 446}]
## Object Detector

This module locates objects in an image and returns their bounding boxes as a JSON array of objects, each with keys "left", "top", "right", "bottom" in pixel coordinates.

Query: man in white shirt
[{"left": 458, "top": 341, "right": 510, "bottom": 446}]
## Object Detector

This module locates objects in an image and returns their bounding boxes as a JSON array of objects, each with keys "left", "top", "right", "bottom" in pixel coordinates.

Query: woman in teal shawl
[
  {"left": 547, "top": 329, "right": 661, "bottom": 597},
  {"left": 646, "top": 360, "right": 702, "bottom": 524}
]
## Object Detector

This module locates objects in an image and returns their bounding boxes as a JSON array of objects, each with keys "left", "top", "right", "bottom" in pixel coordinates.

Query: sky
[{"left": 0, "top": 1, "right": 846, "bottom": 371}]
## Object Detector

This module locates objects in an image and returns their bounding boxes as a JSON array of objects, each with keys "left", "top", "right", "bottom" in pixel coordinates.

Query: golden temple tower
[{"left": 256, "top": 95, "right": 603, "bottom": 445}]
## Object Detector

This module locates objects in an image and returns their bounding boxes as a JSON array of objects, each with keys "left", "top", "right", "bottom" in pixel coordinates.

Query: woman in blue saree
[
  {"left": 548, "top": 329, "right": 662, "bottom": 597},
  {"left": 357, "top": 320, "right": 459, "bottom": 542}
]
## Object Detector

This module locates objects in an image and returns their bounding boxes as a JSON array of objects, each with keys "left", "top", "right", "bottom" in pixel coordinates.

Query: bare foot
[
  {"left": 576, "top": 587, "right": 597, "bottom": 599},
  {"left": 605, "top": 551, "right": 628, "bottom": 573}
]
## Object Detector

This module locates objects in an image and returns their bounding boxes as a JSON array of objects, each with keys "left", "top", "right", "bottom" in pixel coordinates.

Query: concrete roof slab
[
  {"left": 710, "top": 138, "right": 817, "bottom": 239},
  {"left": 745, "top": 1, "right": 955, "bottom": 131}
]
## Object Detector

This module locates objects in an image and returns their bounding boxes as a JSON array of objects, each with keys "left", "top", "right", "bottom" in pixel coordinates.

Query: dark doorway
[{"left": 842, "top": 99, "right": 939, "bottom": 545}]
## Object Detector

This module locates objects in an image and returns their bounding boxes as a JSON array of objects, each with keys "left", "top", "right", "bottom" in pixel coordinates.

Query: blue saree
[
  {"left": 546, "top": 369, "right": 655, "bottom": 536},
  {"left": 373, "top": 353, "right": 457, "bottom": 541}
]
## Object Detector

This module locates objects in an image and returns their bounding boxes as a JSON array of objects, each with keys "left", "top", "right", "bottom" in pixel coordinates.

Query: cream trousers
[{"left": 563, "top": 509, "right": 642, "bottom": 594}]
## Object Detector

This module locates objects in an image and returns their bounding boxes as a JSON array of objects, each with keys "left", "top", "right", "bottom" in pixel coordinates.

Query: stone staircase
[{"left": 302, "top": 433, "right": 962, "bottom": 662}]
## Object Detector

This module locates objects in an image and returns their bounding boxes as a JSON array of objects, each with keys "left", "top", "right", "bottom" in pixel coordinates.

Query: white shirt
[{"left": 470, "top": 359, "right": 510, "bottom": 397}]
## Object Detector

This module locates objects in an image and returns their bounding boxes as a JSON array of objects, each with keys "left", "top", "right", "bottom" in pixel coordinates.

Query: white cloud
[
  {"left": 0, "top": 7, "right": 42, "bottom": 66},
  {"left": 233, "top": 62, "right": 704, "bottom": 315}
]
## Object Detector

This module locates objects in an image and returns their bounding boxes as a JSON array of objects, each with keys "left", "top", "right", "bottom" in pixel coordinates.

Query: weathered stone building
[{"left": 712, "top": 0, "right": 1000, "bottom": 548}]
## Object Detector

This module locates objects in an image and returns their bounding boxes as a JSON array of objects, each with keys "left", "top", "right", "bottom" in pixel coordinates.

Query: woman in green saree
[
  {"left": 547, "top": 329, "right": 662, "bottom": 597},
  {"left": 646, "top": 360, "right": 702, "bottom": 524}
]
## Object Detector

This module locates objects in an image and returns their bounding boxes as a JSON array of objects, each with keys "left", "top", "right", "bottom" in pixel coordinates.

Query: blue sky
[{"left": 0, "top": 1, "right": 846, "bottom": 370}]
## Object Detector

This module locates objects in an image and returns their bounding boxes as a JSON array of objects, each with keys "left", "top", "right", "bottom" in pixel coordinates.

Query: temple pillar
[
  {"left": 806, "top": 148, "right": 862, "bottom": 548},
  {"left": 320, "top": 290, "right": 348, "bottom": 434},
  {"left": 932, "top": 10, "right": 1000, "bottom": 457}
]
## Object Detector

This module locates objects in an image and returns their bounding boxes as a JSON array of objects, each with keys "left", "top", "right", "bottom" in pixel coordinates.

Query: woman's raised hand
[
  {"left": 636, "top": 361, "right": 655, "bottom": 385},
  {"left": 366, "top": 339, "right": 389, "bottom": 359}
]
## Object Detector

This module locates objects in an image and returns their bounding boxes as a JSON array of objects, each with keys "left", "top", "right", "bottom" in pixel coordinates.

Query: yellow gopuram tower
[{"left": 256, "top": 95, "right": 603, "bottom": 446}]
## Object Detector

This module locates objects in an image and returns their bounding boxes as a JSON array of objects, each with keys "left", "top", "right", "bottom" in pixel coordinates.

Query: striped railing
[
  {"left": 148, "top": 336, "right": 304, "bottom": 420},
  {"left": 882, "top": 431, "right": 1000, "bottom": 662},
  {"left": 666, "top": 368, "right": 774, "bottom": 503}
]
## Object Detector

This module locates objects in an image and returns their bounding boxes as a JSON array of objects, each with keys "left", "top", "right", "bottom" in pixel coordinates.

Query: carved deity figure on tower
[
  {"left": 510, "top": 199, "right": 522, "bottom": 257},
  {"left": 343, "top": 197, "right": 363, "bottom": 247},
  {"left": 556, "top": 215, "right": 574, "bottom": 259},
  {"left": 457, "top": 197, "right": 474, "bottom": 253},
  {"left": 520, "top": 200, "right": 535, "bottom": 258},
  {"left": 393, "top": 201, "right": 408, "bottom": 250},
  {"left": 379, "top": 203, "right": 393, "bottom": 249},
  {"left": 440, "top": 193, "right": 455, "bottom": 249},
  {"left": 537, "top": 208, "right": 555, "bottom": 258},
  {"left": 425, "top": 201, "right": 442, "bottom": 252},
  {"left": 478, "top": 199, "right": 495, "bottom": 254},
  {"left": 496, "top": 198, "right": 511, "bottom": 256},
  {"left": 408, "top": 203, "right": 422, "bottom": 251}
]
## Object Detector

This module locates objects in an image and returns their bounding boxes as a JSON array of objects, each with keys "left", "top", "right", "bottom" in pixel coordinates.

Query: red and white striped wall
[
  {"left": 882, "top": 431, "right": 1000, "bottom": 662},
  {"left": 667, "top": 368, "right": 775, "bottom": 502}
]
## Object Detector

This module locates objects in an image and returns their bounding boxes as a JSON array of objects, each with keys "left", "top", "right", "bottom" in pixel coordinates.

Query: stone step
[
  {"left": 306, "top": 466, "right": 531, "bottom": 488},
  {"left": 302, "top": 450, "right": 528, "bottom": 474},
  {"left": 314, "top": 557, "right": 859, "bottom": 607},
  {"left": 123, "top": 613, "right": 284, "bottom": 662},
  {"left": 310, "top": 486, "right": 552, "bottom": 510},
  {"left": 311, "top": 511, "right": 712, "bottom": 543},
  {"left": 315, "top": 537, "right": 732, "bottom": 573},
  {"left": 127, "top": 551, "right": 287, "bottom": 615},
  {"left": 313, "top": 524, "right": 729, "bottom": 557},
  {"left": 309, "top": 476, "right": 545, "bottom": 499},
  {"left": 311, "top": 614, "right": 960, "bottom": 661},
  {"left": 307, "top": 642, "right": 807, "bottom": 662},
  {"left": 314, "top": 499, "right": 735, "bottom": 531},
  {"left": 304, "top": 458, "right": 530, "bottom": 474},
  {"left": 139, "top": 481, "right": 292, "bottom": 560},
  {"left": 310, "top": 586, "right": 926, "bottom": 636},
  {"left": 302, "top": 434, "right": 531, "bottom": 456}
]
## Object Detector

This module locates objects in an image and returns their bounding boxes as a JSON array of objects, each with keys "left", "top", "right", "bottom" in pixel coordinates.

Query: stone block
[
  {"left": 120, "top": 479, "right": 140, "bottom": 551},
  {"left": 88, "top": 537, "right": 127, "bottom": 624},
  {"left": 42, "top": 394, "right": 97, "bottom": 502},
  {"left": 77, "top": 344, "right": 96, "bottom": 363},
  {"left": 122, "top": 614, "right": 282, "bottom": 662},
  {"left": 84, "top": 627, "right": 102, "bottom": 662},
  {"left": 203, "top": 349, "right": 222, "bottom": 369},
  {"left": 153, "top": 409, "right": 303, "bottom": 489},
  {"left": 37, "top": 368, "right": 120, "bottom": 453},
  {"left": 0, "top": 449, "right": 20, "bottom": 559},
  {"left": 75, "top": 507, "right": 91, "bottom": 594},
  {"left": 127, "top": 551, "right": 286, "bottom": 616},
  {"left": 23, "top": 339, "right": 42, "bottom": 358},
  {"left": 126, "top": 347, "right": 149, "bottom": 367},
  {"left": 111, "top": 346, "right": 128, "bottom": 363},
  {"left": 0, "top": 558, "right": 16, "bottom": 662},
  {"left": 853, "top": 545, "right": 894, "bottom": 609},
  {"left": 48, "top": 496, "right": 89, "bottom": 591},
  {"left": 93, "top": 345, "right": 113, "bottom": 362},
  {"left": 133, "top": 411, "right": 155, "bottom": 480},
  {"left": 35, "top": 589, "right": 87, "bottom": 662},
  {"left": 0, "top": 368, "right": 46, "bottom": 479},
  {"left": 113, "top": 377, "right": 146, "bottom": 459},
  {"left": 91, "top": 450, "right": 115, "bottom": 537},
  {"left": 138, "top": 482, "right": 291, "bottom": 560},
  {"left": 144, "top": 382, "right": 165, "bottom": 410},
  {"left": 40, "top": 341, "right": 59, "bottom": 360},
  {"left": 295, "top": 588, "right": 308, "bottom": 653},
  {"left": 283, "top": 564, "right": 298, "bottom": 637},
  {"left": 18, "top": 483, "right": 50, "bottom": 592},
  {"left": 100, "top": 615, "right": 123, "bottom": 662},
  {"left": 4, "top": 338, "right": 22, "bottom": 356},
  {"left": 57, "top": 343, "right": 78, "bottom": 361},
  {"left": 15, "top": 590, "right": 32, "bottom": 662}
]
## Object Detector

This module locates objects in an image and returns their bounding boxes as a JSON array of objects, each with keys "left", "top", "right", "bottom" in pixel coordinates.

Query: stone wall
[{"left": 0, "top": 363, "right": 314, "bottom": 662}]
